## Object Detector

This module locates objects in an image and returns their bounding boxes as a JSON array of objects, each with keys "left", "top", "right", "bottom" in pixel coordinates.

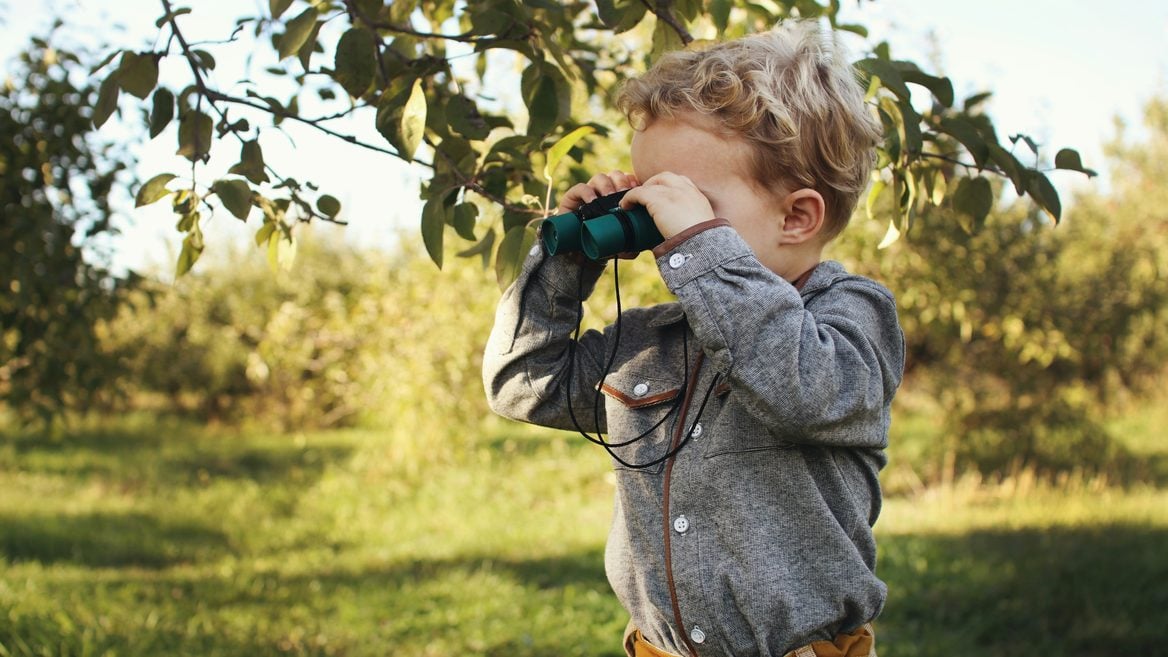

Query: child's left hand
[{"left": 618, "top": 171, "right": 716, "bottom": 239}]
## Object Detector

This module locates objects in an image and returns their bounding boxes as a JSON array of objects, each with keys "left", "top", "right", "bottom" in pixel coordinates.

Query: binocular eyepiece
[{"left": 540, "top": 189, "right": 663, "bottom": 260}]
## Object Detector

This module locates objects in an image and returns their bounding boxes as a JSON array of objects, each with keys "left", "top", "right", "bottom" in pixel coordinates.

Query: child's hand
[
  {"left": 618, "top": 172, "right": 715, "bottom": 239},
  {"left": 557, "top": 171, "right": 640, "bottom": 213}
]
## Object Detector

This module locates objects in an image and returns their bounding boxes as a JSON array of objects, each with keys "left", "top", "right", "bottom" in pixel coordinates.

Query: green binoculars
[{"left": 540, "top": 189, "right": 663, "bottom": 260}]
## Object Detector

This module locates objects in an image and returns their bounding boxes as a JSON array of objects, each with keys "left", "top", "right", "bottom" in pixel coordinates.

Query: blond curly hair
[{"left": 617, "top": 20, "right": 882, "bottom": 239}]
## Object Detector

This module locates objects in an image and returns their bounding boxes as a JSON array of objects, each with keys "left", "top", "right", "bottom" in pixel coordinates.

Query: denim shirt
[{"left": 483, "top": 224, "right": 905, "bottom": 657}]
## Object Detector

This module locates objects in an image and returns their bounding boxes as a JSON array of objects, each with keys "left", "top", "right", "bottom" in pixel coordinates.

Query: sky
[{"left": 3, "top": 1, "right": 1167, "bottom": 275}]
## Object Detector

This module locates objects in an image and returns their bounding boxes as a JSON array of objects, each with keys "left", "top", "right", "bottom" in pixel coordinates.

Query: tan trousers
[{"left": 625, "top": 623, "right": 877, "bottom": 657}]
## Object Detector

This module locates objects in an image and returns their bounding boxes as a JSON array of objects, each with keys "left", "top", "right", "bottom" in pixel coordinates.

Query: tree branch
[
  {"left": 642, "top": 0, "right": 694, "bottom": 45},
  {"left": 341, "top": 0, "right": 490, "bottom": 43}
]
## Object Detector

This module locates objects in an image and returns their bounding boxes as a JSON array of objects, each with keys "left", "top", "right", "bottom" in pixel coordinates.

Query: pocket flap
[{"left": 598, "top": 374, "right": 680, "bottom": 409}]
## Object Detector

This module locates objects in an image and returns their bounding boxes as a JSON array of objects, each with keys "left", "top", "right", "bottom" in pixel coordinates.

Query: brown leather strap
[
  {"left": 791, "top": 263, "right": 819, "bottom": 291},
  {"left": 662, "top": 352, "right": 705, "bottom": 656}
]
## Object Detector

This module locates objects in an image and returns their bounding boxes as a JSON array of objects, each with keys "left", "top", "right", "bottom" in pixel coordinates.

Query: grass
[{"left": 1, "top": 411, "right": 1166, "bottom": 657}]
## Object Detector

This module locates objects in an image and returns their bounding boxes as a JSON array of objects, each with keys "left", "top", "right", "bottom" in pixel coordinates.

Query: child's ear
[{"left": 778, "top": 188, "right": 826, "bottom": 245}]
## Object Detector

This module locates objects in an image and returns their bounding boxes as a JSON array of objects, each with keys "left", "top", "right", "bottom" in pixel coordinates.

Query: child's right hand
[{"left": 557, "top": 171, "right": 640, "bottom": 214}]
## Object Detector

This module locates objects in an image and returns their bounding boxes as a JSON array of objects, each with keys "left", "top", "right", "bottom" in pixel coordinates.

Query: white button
[
  {"left": 668, "top": 253, "right": 687, "bottom": 269},
  {"left": 632, "top": 382, "right": 650, "bottom": 397},
  {"left": 673, "top": 515, "right": 689, "bottom": 534},
  {"left": 529, "top": 244, "right": 542, "bottom": 256},
  {"left": 690, "top": 627, "right": 706, "bottom": 644},
  {"left": 690, "top": 423, "right": 703, "bottom": 438}
]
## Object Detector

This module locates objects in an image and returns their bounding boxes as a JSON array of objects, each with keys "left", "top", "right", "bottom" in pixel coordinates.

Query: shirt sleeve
[
  {"left": 655, "top": 225, "right": 905, "bottom": 448},
  {"left": 482, "top": 246, "right": 614, "bottom": 433}
]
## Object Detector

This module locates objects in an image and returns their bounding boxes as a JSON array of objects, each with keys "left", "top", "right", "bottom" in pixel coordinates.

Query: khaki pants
[{"left": 624, "top": 623, "right": 876, "bottom": 657}]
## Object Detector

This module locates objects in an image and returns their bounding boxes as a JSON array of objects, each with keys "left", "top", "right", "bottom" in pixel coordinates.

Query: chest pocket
[{"left": 598, "top": 372, "right": 681, "bottom": 474}]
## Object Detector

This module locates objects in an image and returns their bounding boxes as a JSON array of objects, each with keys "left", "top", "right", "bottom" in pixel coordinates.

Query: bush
[{"left": 100, "top": 231, "right": 501, "bottom": 436}]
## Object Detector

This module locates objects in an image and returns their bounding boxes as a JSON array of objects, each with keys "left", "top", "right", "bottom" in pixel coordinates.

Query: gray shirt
[{"left": 483, "top": 224, "right": 905, "bottom": 656}]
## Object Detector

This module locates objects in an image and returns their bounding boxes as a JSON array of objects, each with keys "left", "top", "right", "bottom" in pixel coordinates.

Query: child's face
[{"left": 630, "top": 113, "right": 788, "bottom": 271}]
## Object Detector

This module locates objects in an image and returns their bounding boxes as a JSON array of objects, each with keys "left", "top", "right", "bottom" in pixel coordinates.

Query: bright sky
[{"left": 3, "top": 1, "right": 1167, "bottom": 275}]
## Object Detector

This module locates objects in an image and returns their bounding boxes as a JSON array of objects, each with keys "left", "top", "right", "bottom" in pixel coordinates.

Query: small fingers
[
  {"left": 558, "top": 182, "right": 599, "bottom": 213},
  {"left": 588, "top": 171, "right": 640, "bottom": 196},
  {"left": 559, "top": 171, "right": 640, "bottom": 213}
]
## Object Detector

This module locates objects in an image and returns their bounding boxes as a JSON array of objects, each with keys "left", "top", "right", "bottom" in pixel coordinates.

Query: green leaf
[
  {"left": 543, "top": 125, "right": 595, "bottom": 182},
  {"left": 317, "top": 194, "right": 341, "bottom": 218},
  {"left": 298, "top": 19, "right": 323, "bottom": 72},
  {"left": 117, "top": 51, "right": 159, "bottom": 99},
  {"left": 1026, "top": 171, "right": 1061, "bottom": 223},
  {"left": 400, "top": 79, "right": 427, "bottom": 160},
  {"left": 1054, "top": 148, "right": 1098, "bottom": 177},
  {"left": 255, "top": 221, "right": 276, "bottom": 248},
  {"left": 674, "top": 0, "right": 701, "bottom": 21},
  {"left": 270, "top": 0, "right": 295, "bottom": 20},
  {"left": 334, "top": 27, "right": 376, "bottom": 98},
  {"left": 651, "top": 15, "right": 685, "bottom": 61},
  {"left": 457, "top": 228, "right": 496, "bottom": 268},
  {"left": 155, "top": 6, "right": 191, "bottom": 28},
  {"left": 986, "top": 142, "right": 1025, "bottom": 194},
  {"left": 1010, "top": 133, "right": 1040, "bottom": 156},
  {"left": 149, "top": 87, "right": 175, "bottom": 138},
  {"left": 710, "top": 0, "right": 732, "bottom": 32},
  {"left": 192, "top": 49, "right": 216, "bottom": 71},
  {"left": 212, "top": 179, "right": 253, "bottom": 220},
  {"left": 952, "top": 176, "right": 993, "bottom": 231},
  {"left": 925, "top": 167, "right": 947, "bottom": 206},
  {"left": 900, "top": 69, "right": 954, "bottom": 108},
  {"left": 90, "top": 48, "right": 122, "bottom": 74},
  {"left": 855, "top": 58, "right": 911, "bottom": 104},
  {"left": 937, "top": 117, "right": 990, "bottom": 169},
  {"left": 836, "top": 23, "right": 869, "bottom": 38},
  {"left": 175, "top": 211, "right": 197, "bottom": 232},
  {"left": 92, "top": 73, "right": 120, "bottom": 128},
  {"left": 963, "top": 91, "right": 993, "bottom": 112},
  {"left": 451, "top": 202, "right": 478, "bottom": 241},
  {"left": 446, "top": 95, "right": 491, "bottom": 140},
  {"left": 866, "top": 177, "right": 886, "bottom": 221},
  {"left": 521, "top": 64, "right": 570, "bottom": 137},
  {"left": 176, "top": 110, "right": 213, "bottom": 161},
  {"left": 595, "top": 0, "right": 647, "bottom": 33},
  {"left": 135, "top": 173, "right": 177, "bottom": 207},
  {"left": 176, "top": 222, "right": 204, "bottom": 277},
  {"left": 277, "top": 7, "right": 319, "bottom": 60},
  {"left": 420, "top": 196, "right": 447, "bottom": 268},
  {"left": 879, "top": 96, "right": 922, "bottom": 160},
  {"left": 495, "top": 226, "right": 536, "bottom": 288},
  {"left": 877, "top": 218, "right": 901, "bottom": 250},
  {"left": 228, "top": 140, "right": 270, "bottom": 184},
  {"left": 267, "top": 229, "right": 297, "bottom": 272}
]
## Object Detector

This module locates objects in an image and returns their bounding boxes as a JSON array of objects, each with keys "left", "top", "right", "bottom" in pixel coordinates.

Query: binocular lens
[
  {"left": 540, "top": 212, "right": 583, "bottom": 255},
  {"left": 538, "top": 191, "right": 663, "bottom": 260}
]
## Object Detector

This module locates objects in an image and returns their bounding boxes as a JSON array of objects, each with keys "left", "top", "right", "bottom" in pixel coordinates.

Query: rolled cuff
[{"left": 650, "top": 218, "right": 732, "bottom": 258}]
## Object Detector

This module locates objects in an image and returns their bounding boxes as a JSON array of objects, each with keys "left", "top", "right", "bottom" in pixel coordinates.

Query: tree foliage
[
  {"left": 96, "top": 0, "right": 1095, "bottom": 281},
  {"left": 830, "top": 99, "right": 1168, "bottom": 479},
  {"left": 0, "top": 32, "right": 131, "bottom": 422}
]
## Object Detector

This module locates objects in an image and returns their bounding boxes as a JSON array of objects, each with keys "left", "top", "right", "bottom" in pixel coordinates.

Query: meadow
[{"left": 1, "top": 399, "right": 1166, "bottom": 657}]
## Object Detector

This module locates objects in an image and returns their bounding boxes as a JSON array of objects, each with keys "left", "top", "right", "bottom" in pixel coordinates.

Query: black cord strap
[{"left": 562, "top": 257, "right": 719, "bottom": 469}]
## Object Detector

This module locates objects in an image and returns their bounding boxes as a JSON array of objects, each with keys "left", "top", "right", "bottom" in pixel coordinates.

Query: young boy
[{"left": 483, "top": 20, "right": 904, "bottom": 657}]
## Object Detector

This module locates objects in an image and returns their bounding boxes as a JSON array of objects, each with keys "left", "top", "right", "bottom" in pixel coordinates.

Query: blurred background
[{"left": 2, "top": 1, "right": 1166, "bottom": 655}]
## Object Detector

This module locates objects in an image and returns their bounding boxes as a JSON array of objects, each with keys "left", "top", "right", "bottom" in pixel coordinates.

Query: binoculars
[{"left": 540, "top": 189, "right": 663, "bottom": 260}]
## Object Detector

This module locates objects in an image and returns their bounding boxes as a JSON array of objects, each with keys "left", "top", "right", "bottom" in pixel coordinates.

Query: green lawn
[{"left": 1, "top": 413, "right": 1165, "bottom": 656}]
